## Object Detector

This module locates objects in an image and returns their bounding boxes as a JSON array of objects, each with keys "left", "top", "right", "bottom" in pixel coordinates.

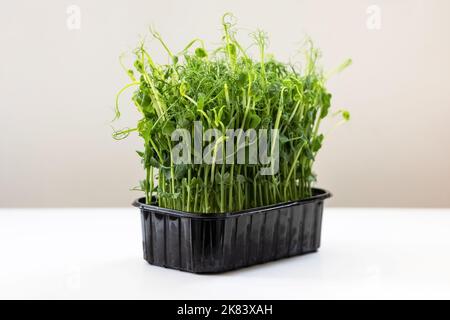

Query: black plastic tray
[{"left": 133, "top": 188, "right": 331, "bottom": 273}]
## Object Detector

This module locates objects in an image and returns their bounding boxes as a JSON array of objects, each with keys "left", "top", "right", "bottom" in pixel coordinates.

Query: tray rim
[{"left": 133, "top": 187, "right": 331, "bottom": 220}]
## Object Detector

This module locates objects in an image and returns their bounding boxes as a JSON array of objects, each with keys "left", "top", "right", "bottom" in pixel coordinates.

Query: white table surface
[{"left": 1, "top": 207, "right": 450, "bottom": 300}]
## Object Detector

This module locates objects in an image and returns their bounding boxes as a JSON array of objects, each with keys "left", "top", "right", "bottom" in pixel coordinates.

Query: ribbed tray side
[{"left": 140, "top": 198, "right": 326, "bottom": 273}]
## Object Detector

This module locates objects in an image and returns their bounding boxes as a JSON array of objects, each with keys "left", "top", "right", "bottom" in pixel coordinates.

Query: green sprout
[{"left": 114, "top": 13, "right": 351, "bottom": 213}]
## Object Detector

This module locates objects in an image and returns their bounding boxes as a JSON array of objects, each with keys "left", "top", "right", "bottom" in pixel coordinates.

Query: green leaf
[
  {"left": 136, "top": 150, "right": 144, "bottom": 158},
  {"left": 311, "top": 134, "right": 324, "bottom": 153},
  {"left": 236, "top": 174, "right": 246, "bottom": 183},
  {"left": 139, "top": 180, "right": 147, "bottom": 191},
  {"left": 162, "top": 121, "right": 176, "bottom": 135},
  {"left": 134, "top": 60, "right": 144, "bottom": 73},
  {"left": 197, "top": 93, "right": 206, "bottom": 110},
  {"left": 307, "top": 173, "right": 317, "bottom": 183},
  {"left": 342, "top": 110, "right": 350, "bottom": 121},
  {"left": 174, "top": 164, "right": 188, "bottom": 179},
  {"left": 304, "top": 146, "right": 315, "bottom": 161},
  {"left": 195, "top": 47, "right": 207, "bottom": 58},
  {"left": 279, "top": 134, "right": 289, "bottom": 145},
  {"left": 148, "top": 157, "right": 161, "bottom": 168},
  {"left": 248, "top": 113, "right": 261, "bottom": 128},
  {"left": 226, "top": 43, "right": 237, "bottom": 65},
  {"left": 320, "top": 93, "right": 332, "bottom": 119}
]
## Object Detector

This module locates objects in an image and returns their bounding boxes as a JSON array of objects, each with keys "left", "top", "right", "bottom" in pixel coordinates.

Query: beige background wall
[{"left": 1, "top": 0, "right": 449, "bottom": 207}]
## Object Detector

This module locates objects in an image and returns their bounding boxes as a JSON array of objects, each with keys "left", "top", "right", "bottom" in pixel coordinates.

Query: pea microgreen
[{"left": 114, "top": 13, "right": 350, "bottom": 213}]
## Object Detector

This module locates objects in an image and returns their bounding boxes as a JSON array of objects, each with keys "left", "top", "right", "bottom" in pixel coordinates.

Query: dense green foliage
[{"left": 114, "top": 14, "right": 350, "bottom": 213}]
